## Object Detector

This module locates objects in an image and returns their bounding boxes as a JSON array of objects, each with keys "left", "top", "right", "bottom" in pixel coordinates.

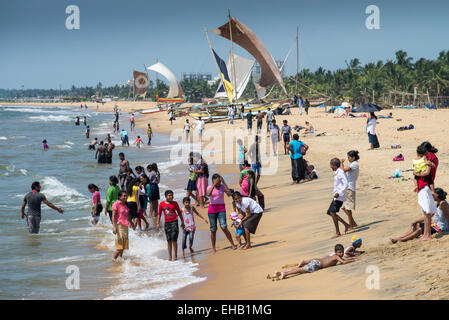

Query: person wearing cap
[
  {"left": 344, "top": 235, "right": 364, "bottom": 258},
  {"left": 230, "top": 212, "right": 244, "bottom": 248}
]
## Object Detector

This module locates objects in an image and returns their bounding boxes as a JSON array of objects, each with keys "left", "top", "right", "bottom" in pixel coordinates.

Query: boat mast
[
  {"left": 228, "top": 9, "right": 237, "bottom": 104},
  {"left": 205, "top": 26, "right": 225, "bottom": 92},
  {"left": 296, "top": 26, "right": 299, "bottom": 95}
]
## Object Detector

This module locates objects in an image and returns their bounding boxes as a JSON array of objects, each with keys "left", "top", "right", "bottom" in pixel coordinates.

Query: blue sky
[{"left": 0, "top": 0, "right": 448, "bottom": 89}]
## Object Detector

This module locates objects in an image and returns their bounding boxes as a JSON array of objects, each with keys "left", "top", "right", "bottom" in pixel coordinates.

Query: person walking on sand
[
  {"left": 289, "top": 134, "right": 308, "bottom": 184},
  {"left": 267, "top": 244, "right": 359, "bottom": 280},
  {"left": 157, "top": 190, "right": 185, "bottom": 261},
  {"left": 186, "top": 153, "right": 199, "bottom": 206},
  {"left": 21, "top": 181, "right": 64, "bottom": 234},
  {"left": 256, "top": 110, "right": 264, "bottom": 134},
  {"left": 327, "top": 158, "right": 353, "bottom": 238},
  {"left": 184, "top": 119, "right": 191, "bottom": 142},
  {"left": 270, "top": 120, "right": 280, "bottom": 156},
  {"left": 304, "top": 99, "right": 310, "bottom": 115},
  {"left": 194, "top": 154, "right": 209, "bottom": 208},
  {"left": 248, "top": 135, "right": 262, "bottom": 185},
  {"left": 298, "top": 96, "right": 303, "bottom": 116},
  {"left": 247, "top": 110, "right": 253, "bottom": 134},
  {"left": 207, "top": 174, "right": 237, "bottom": 252},
  {"left": 196, "top": 117, "right": 205, "bottom": 142},
  {"left": 232, "top": 191, "right": 263, "bottom": 250},
  {"left": 281, "top": 120, "right": 292, "bottom": 155},
  {"left": 112, "top": 191, "right": 135, "bottom": 261},
  {"left": 237, "top": 139, "right": 247, "bottom": 170},
  {"left": 266, "top": 107, "right": 274, "bottom": 134},
  {"left": 341, "top": 150, "right": 360, "bottom": 228},
  {"left": 366, "top": 112, "right": 379, "bottom": 149}
]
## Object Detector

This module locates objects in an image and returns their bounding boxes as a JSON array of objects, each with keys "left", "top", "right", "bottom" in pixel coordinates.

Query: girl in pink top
[
  {"left": 206, "top": 174, "right": 236, "bottom": 252},
  {"left": 88, "top": 184, "right": 103, "bottom": 226}
]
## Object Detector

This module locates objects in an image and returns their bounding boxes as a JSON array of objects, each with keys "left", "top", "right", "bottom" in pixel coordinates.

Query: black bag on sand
[{"left": 257, "top": 194, "right": 265, "bottom": 210}]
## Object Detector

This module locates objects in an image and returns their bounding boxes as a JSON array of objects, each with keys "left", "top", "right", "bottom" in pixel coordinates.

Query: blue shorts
[
  {"left": 235, "top": 227, "right": 244, "bottom": 236},
  {"left": 208, "top": 211, "right": 227, "bottom": 232},
  {"left": 252, "top": 163, "right": 261, "bottom": 175}
]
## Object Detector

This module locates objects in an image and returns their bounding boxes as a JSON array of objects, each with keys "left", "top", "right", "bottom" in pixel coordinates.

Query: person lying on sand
[
  {"left": 344, "top": 235, "right": 365, "bottom": 258},
  {"left": 267, "top": 244, "right": 360, "bottom": 280},
  {"left": 378, "top": 112, "right": 393, "bottom": 119}
]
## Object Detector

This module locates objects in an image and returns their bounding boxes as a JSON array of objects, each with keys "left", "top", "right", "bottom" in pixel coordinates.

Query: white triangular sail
[
  {"left": 147, "top": 62, "right": 183, "bottom": 98},
  {"left": 215, "top": 54, "right": 255, "bottom": 101}
]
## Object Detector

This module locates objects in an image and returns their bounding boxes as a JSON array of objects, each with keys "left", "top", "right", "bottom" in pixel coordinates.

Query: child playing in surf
[
  {"left": 344, "top": 235, "right": 364, "bottom": 258},
  {"left": 88, "top": 184, "right": 103, "bottom": 226},
  {"left": 42, "top": 140, "right": 48, "bottom": 150},
  {"left": 135, "top": 136, "right": 142, "bottom": 149},
  {"left": 230, "top": 211, "right": 244, "bottom": 248},
  {"left": 181, "top": 197, "right": 208, "bottom": 258},
  {"left": 158, "top": 190, "right": 185, "bottom": 261},
  {"left": 267, "top": 244, "right": 360, "bottom": 280}
]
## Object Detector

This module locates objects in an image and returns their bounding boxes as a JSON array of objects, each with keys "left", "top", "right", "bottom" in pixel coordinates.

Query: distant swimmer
[
  {"left": 84, "top": 104, "right": 88, "bottom": 109},
  {"left": 75, "top": 116, "right": 80, "bottom": 126},
  {"left": 21, "top": 181, "right": 64, "bottom": 234},
  {"left": 83, "top": 116, "right": 87, "bottom": 126},
  {"left": 89, "top": 138, "right": 98, "bottom": 150},
  {"left": 130, "top": 113, "right": 135, "bottom": 131},
  {"left": 85, "top": 125, "right": 90, "bottom": 139},
  {"left": 42, "top": 139, "right": 48, "bottom": 150}
]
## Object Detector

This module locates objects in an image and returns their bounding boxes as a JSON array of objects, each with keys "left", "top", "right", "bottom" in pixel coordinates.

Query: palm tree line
[{"left": 1, "top": 50, "right": 448, "bottom": 106}]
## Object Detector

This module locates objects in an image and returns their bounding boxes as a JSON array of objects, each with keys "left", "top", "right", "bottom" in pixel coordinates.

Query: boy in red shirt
[{"left": 158, "top": 190, "right": 185, "bottom": 261}]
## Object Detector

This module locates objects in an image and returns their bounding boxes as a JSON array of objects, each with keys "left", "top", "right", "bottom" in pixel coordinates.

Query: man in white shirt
[
  {"left": 327, "top": 158, "right": 353, "bottom": 238},
  {"left": 298, "top": 96, "right": 303, "bottom": 116},
  {"left": 196, "top": 117, "right": 205, "bottom": 142},
  {"left": 228, "top": 106, "right": 235, "bottom": 124}
]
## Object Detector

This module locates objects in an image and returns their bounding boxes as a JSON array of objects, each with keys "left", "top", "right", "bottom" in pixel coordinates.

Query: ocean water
[{"left": 0, "top": 105, "right": 206, "bottom": 300}]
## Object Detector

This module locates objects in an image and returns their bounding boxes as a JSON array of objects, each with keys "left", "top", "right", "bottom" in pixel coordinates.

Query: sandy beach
[{"left": 5, "top": 101, "right": 449, "bottom": 299}]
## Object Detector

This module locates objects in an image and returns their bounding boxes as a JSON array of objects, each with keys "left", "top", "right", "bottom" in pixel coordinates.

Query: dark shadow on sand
[{"left": 344, "top": 220, "right": 387, "bottom": 235}]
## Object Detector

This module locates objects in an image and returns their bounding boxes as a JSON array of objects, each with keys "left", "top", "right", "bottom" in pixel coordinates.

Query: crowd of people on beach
[{"left": 21, "top": 101, "right": 449, "bottom": 284}]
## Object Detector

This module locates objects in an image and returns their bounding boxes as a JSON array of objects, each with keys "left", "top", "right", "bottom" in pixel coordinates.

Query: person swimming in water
[
  {"left": 85, "top": 125, "right": 90, "bottom": 139},
  {"left": 83, "top": 116, "right": 87, "bottom": 126},
  {"left": 89, "top": 138, "right": 98, "bottom": 150},
  {"left": 42, "top": 140, "right": 48, "bottom": 150},
  {"left": 75, "top": 116, "right": 80, "bottom": 126}
]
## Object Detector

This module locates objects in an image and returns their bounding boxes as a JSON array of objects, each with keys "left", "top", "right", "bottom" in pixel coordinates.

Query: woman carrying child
[{"left": 413, "top": 144, "right": 437, "bottom": 240}]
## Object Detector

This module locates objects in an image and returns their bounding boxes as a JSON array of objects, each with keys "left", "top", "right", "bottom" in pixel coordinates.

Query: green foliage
[{"left": 2, "top": 50, "right": 448, "bottom": 105}]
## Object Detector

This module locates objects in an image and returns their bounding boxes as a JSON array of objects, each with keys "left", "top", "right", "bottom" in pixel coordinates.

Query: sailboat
[
  {"left": 148, "top": 62, "right": 185, "bottom": 103},
  {"left": 192, "top": 10, "right": 287, "bottom": 121}
]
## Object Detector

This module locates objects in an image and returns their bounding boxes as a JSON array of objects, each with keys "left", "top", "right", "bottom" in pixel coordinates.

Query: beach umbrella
[{"left": 354, "top": 103, "right": 382, "bottom": 113}]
